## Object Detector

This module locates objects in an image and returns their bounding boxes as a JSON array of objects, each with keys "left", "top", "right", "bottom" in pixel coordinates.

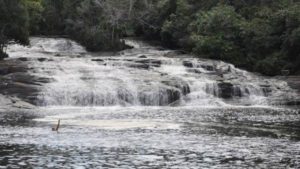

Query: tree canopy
[
  {"left": 0, "top": 0, "right": 300, "bottom": 75},
  {"left": 0, "top": 0, "right": 29, "bottom": 59}
]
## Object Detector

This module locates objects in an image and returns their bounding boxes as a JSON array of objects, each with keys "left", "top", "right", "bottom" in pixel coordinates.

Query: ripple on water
[{"left": 0, "top": 106, "right": 300, "bottom": 168}]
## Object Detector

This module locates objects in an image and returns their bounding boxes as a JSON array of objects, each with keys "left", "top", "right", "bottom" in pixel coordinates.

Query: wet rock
[
  {"left": 183, "top": 61, "right": 193, "bottom": 68},
  {"left": 261, "top": 87, "right": 272, "bottom": 96},
  {"left": 161, "top": 79, "right": 190, "bottom": 95},
  {"left": 186, "top": 68, "right": 202, "bottom": 74},
  {"left": 285, "top": 99, "right": 300, "bottom": 106},
  {"left": 259, "top": 84, "right": 271, "bottom": 88},
  {"left": 126, "top": 63, "right": 150, "bottom": 69},
  {"left": 0, "top": 68, "right": 50, "bottom": 105},
  {"left": 217, "top": 82, "right": 235, "bottom": 99},
  {"left": 17, "top": 57, "right": 28, "bottom": 62},
  {"left": 164, "top": 50, "right": 187, "bottom": 57},
  {"left": 11, "top": 99, "right": 36, "bottom": 109},
  {"left": 37, "top": 58, "right": 48, "bottom": 62},
  {"left": 117, "top": 89, "right": 135, "bottom": 104},
  {"left": 77, "top": 54, "right": 85, "bottom": 58},
  {"left": 136, "top": 59, "right": 161, "bottom": 67},
  {"left": 107, "top": 58, "right": 119, "bottom": 61},
  {"left": 200, "top": 64, "right": 214, "bottom": 71},
  {"left": 0, "top": 82, "right": 40, "bottom": 105},
  {"left": 3, "top": 73, "right": 51, "bottom": 85},
  {"left": 138, "top": 55, "right": 147, "bottom": 58},
  {"left": 91, "top": 59, "right": 105, "bottom": 62},
  {"left": 165, "top": 88, "right": 181, "bottom": 105},
  {"left": 0, "top": 61, "right": 28, "bottom": 75},
  {"left": 138, "top": 87, "right": 181, "bottom": 106},
  {"left": 254, "top": 157, "right": 264, "bottom": 164}
]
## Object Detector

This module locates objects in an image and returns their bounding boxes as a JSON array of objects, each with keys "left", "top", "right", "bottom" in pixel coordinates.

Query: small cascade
[{"left": 6, "top": 37, "right": 298, "bottom": 107}]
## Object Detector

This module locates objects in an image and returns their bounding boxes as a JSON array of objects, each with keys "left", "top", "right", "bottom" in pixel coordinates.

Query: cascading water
[
  {"left": 2, "top": 37, "right": 300, "bottom": 168},
  {"left": 6, "top": 37, "right": 297, "bottom": 107}
]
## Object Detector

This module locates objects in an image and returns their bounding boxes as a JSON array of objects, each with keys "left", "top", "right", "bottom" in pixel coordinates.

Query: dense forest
[{"left": 1, "top": 0, "right": 300, "bottom": 75}]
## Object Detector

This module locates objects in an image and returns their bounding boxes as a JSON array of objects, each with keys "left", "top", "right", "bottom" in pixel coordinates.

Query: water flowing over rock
[
  {"left": 3, "top": 37, "right": 299, "bottom": 107},
  {"left": 2, "top": 37, "right": 300, "bottom": 169}
]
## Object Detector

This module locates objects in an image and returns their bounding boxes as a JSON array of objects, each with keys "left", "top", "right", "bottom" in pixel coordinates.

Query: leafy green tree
[
  {"left": 63, "top": 0, "right": 127, "bottom": 51},
  {"left": 26, "top": 0, "right": 44, "bottom": 34},
  {"left": 0, "top": 0, "right": 29, "bottom": 59},
  {"left": 190, "top": 5, "right": 245, "bottom": 64},
  {"left": 161, "top": 0, "right": 193, "bottom": 48},
  {"left": 40, "top": 0, "right": 64, "bottom": 35}
]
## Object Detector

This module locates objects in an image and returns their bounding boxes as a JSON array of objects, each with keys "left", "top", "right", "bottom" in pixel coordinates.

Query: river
[{"left": 0, "top": 37, "right": 299, "bottom": 168}]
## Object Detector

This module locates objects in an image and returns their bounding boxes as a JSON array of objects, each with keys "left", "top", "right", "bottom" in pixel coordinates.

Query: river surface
[{"left": 0, "top": 37, "right": 300, "bottom": 168}]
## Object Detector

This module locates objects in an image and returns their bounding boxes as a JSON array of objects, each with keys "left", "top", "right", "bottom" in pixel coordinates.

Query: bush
[
  {"left": 254, "top": 54, "right": 288, "bottom": 76},
  {"left": 190, "top": 5, "right": 245, "bottom": 63},
  {"left": 0, "top": 51, "right": 8, "bottom": 60}
]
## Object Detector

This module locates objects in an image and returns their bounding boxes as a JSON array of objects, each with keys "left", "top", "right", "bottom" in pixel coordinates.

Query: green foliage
[
  {"left": 0, "top": 0, "right": 29, "bottom": 59},
  {"left": 134, "top": 0, "right": 177, "bottom": 39},
  {"left": 37, "top": 0, "right": 129, "bottom": 51},
  {"left": 1, "top": 0, "right": 300, "bottom": 75},
  {"left": 135, "top": 0, "right": 300, "bottom": 75},
  {"left": 254, "top": 54, "right": 288, "bottom": 76},
  {"left": 161, "top": 0, "right": 193, "bottom": 48},
  {"left": 39, "top": 0, "right": 64, "bottom": 35},
  {"left": 26, "top": 0, "right": 44, "bottom": 34},
  {"left": 190, "top": 5, "right": 245, "bottom": 63}
]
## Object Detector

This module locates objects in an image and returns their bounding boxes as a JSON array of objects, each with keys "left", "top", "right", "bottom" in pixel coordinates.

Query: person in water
[{"left": 52, "top": 119, "right": 61, "bottom": 132}]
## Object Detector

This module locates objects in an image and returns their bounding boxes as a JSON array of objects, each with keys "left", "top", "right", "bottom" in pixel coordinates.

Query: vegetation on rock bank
[{"left": 1, "top": 0, "right": 300, "bottom": 75}]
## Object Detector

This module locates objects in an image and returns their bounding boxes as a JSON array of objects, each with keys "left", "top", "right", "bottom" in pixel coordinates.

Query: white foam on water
[{"left": 6, "top": 37, "right": 298, "bottom": 107}]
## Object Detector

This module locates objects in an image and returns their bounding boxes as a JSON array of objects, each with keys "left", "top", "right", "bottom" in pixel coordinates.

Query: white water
[
  {"left": 2, "top": 37, "right": 300, "bottom": 169},
  {"left": 6, "top": 37, "right": 297, "bottom": 107}
]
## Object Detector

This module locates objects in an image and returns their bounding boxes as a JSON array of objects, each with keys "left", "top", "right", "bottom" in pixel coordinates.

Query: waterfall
[{"left": 6, "top": 37, "right": 298, "bottom": 107}]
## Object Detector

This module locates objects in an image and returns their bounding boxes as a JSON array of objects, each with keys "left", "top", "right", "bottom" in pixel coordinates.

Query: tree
[
  {"left": 190, "top": 5, "right": 245, "bottom": 64},
  {"left": 0, "top": 0, "right": 29, "bottom": 59},
  {"left": 40, "top": 0, "right": 64, "bottom": 35},
  {"left": 25, "top": 0, "right": 44, "bottom": 34}
]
